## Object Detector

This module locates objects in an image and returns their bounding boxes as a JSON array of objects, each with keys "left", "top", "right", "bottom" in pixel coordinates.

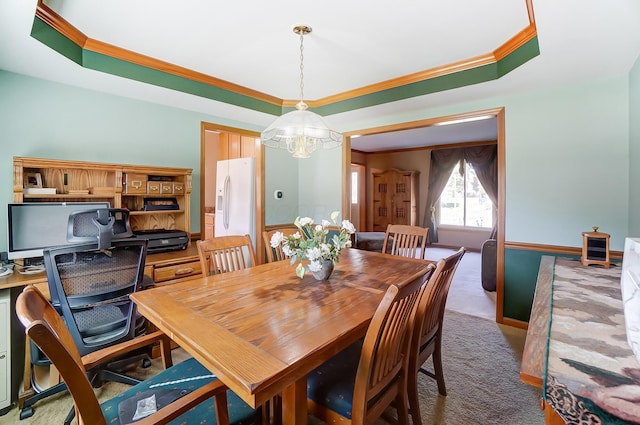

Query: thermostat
[{"left": 274, "top": 190, "right": 283, "bottom": 199}]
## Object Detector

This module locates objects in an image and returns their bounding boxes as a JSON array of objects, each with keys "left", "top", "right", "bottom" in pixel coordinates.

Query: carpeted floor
[{"left": 3, "top": 310, "right": 542, "bottom": 424}]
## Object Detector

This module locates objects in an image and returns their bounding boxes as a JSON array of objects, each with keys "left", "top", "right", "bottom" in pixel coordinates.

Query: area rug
[{"left": 4, "top": 311, "right": 542, "bottom": 425}]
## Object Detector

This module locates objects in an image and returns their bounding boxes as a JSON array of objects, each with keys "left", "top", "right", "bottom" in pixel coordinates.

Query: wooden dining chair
[
  {"left": 382, "top": 224, "right": 430, "bottom": 259},
  {"left": 262, "top": 228, "right": 300, "bottom": 263},
  {"left": 197, "top": 234, "right": 257, "bottom": 275},
  {"left": 407, "top": 247, "right": 465, "bottom": 425},
  {"left": 15, "top": 285, "right": 258, "bottom": 425},
  {"left": 306, "top": 265, "right": 435, "bottom": 425}
]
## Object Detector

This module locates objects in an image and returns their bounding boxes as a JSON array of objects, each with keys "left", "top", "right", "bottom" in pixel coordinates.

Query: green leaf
[{"left": 296, "top": 263, "right": 305, "bottom": 279}]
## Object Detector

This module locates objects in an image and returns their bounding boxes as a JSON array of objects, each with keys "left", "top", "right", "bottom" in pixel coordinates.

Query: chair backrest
[
  {"left": 43, "top": 238, "right": 148, "bottom": 357},
  {"left": 382, "top": 224, "right": 430, "bottom": 259},
  {"left": 16, "top": 285, "right": 109, "bottom": 425},
  {"left": 67, "top": 207, "right": 134, "bottom": 250},
  {"left": 351, "top": 266, "right": 433, "bottom": 424},
  {"left": 412, "top": 247, "right": 466, "bottom": 363},
  {"left": 262, "top": 228, "right": 300, "bottom": 263},
  {"left": 197, "top": 234, "right": 257, "bottom": 275}
]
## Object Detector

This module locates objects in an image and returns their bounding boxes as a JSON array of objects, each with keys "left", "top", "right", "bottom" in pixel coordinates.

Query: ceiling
[{"left": 1, "top": 1, "right": 639, "bottom": 151}]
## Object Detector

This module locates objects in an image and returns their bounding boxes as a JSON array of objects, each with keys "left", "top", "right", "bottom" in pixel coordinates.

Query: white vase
[{"left": 312, "top": 259, "right": 334, "bottom": 280}]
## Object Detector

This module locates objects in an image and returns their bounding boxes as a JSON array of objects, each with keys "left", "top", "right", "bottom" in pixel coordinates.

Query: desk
[
  {"left": 131, "top": 248, "right": 432, "bottom": 425},
  {"left": 522, "top": 256, "right": 639, "bottom": 424},
  {"left": 0, "top": 245, "right": 201, "bottom": 416}
]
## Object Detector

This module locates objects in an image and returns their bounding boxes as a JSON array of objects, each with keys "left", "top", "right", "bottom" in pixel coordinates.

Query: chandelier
[{"left": 261, "top": 25, "right": 342, "bottom": 158}]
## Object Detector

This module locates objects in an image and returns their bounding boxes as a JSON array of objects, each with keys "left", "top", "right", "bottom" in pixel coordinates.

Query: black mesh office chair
[{"left": 19, "top": 208, "right": 153, "bottom": 422}]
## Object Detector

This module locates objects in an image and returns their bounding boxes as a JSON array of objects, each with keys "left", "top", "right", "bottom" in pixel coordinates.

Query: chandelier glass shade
[{"left": 261, "top": 25, "right": 342, "bottom": 159}]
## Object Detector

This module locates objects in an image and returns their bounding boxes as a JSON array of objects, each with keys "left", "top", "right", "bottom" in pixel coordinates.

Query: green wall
[
  {"left": 0, "top": 69, "right": 257, "bottom": 246},
  {"left": 1, "top": 67, "right": 636, "bottom": 322}
]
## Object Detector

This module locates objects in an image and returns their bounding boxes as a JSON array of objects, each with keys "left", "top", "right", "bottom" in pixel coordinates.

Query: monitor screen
[{"left": 7, "top": 202, "right": 110, "bottom": 261}]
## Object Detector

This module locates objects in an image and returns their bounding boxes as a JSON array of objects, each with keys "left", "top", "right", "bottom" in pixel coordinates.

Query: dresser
[{"left": 371, "top": 168, "right": 419, "bottom": 232}]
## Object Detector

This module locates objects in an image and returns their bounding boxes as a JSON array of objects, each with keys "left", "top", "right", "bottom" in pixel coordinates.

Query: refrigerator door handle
[{"left": 223, "top": 175, "right": 230, "bottom": 230}]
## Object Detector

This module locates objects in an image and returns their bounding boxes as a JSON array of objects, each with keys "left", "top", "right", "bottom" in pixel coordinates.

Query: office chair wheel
[
  {"left": 19, "top": 406, "right": 34, "bottom": 420},
  {"left": 142, "top": 357, "right": 152, "bottom": 368}
]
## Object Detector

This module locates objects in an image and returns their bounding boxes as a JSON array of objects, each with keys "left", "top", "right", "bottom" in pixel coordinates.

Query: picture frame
[{"left": 23, "top": 172, "right": 43, "bottom": 188}]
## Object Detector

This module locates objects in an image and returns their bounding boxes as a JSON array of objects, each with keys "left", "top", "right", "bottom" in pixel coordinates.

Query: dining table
[{"left": 130, "top": 247, "right": 433, "bottom": 425}]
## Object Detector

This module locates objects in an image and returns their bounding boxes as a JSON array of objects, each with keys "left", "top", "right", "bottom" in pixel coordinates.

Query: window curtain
[
  {"left": 422, "top": 148, "right": 464, "bottom": 243},
  {"left": 463, "top": 145, "right": 498, "bottom": 239},
  {"left": 422, "top": 144, "right": 498, "bottom": 243}
]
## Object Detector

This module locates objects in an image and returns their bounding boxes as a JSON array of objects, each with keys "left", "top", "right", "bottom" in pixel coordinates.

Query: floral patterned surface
[{"left": 545, "top": 258, "right": 640, "bottom": 424}]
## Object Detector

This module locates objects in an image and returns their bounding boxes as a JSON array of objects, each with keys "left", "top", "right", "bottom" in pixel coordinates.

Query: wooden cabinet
[
  {"left": 204, "top": 213, "right": 214, "bottom": 240},
  {"left": 581, "top": 227, "right": 610, "bottom": 268},
  {"left": 218, "top": 133, "right": 258, "bottom": 160},
  {"left": 142, "top": 245, "right": 202, "bottom": 287},
  {"left": 13, "top": 157, "right": 192, "bottom": 235},
  {"left": 371, "top": 168, "right": 419, "bottom": 232}
]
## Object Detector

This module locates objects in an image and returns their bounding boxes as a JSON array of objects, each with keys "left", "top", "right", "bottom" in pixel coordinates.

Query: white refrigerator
[{"left": 215, "top": 157, "right": 256, "bottom": 247}]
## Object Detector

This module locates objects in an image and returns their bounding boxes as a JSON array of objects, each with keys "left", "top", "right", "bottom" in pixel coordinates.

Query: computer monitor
[{"left": 7, "top": 202, "right": 110, "bottom": 262}]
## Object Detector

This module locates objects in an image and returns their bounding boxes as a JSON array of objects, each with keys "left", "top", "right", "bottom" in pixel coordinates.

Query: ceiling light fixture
[{"left": 261, "top": 25, "right": 342, "bottom": 158}]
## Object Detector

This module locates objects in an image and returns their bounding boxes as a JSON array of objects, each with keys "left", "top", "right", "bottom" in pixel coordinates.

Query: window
[
  {"left": 438, "top": 160, "right": 493, "bottom": 228},
  {"left": 351, "top": 171, "right": 358, "bottom": 204}
]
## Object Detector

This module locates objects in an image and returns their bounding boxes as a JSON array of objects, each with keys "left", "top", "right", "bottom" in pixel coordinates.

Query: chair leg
[
  {"left": 407, "top": 370, "right": 422, "bottom": 425},
  {"left": 395, "top": 378, "right": 410, "bottom": 425},
  {"left": 432, "top": 342, "right": 447, "bottom": 396}
]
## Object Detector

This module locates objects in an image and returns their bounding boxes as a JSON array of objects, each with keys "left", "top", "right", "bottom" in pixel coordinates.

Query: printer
[{"left": 133, "top": 229, "right": 189, "bottom": 254}]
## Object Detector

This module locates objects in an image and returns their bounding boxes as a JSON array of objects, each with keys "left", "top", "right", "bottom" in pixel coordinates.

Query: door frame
[
  {"left": 341, "top": 107, "right": 506, "bottom": 323},
  {"left": 200, "top": 122, "right": 265, "bottom": 263}
]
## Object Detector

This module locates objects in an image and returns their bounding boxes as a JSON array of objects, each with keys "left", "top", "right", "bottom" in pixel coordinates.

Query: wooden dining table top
[{"left": 131, "top": 247, "right": 433, "bottom": 424}]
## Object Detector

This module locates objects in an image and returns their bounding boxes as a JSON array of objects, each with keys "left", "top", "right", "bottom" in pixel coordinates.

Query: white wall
[{"left": 629, "top": 54, "right": 640, "bottom": 236}]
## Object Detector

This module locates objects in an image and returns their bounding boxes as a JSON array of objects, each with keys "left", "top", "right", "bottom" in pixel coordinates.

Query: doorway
[
  {"left": 200, "top": 122, "right": 265, "bottom": 262},
  {"left": 343, "top": 107, "right": 505, "bottom": 323}
]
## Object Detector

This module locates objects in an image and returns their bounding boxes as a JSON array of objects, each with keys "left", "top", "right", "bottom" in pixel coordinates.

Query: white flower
[
  {"left": 306, "top": 247, "right": 322, "bottom": 261},
  {"left": 299, "top": 217, "right": 313, "bottom": 226},
  {"left": 273, "top": 212, "right": 357, "bottom": 278},
  {"left": 270, "top": 231, "right": 284, "bottom": 248},
  {"left": 308, "top": 260, "right": 322, "bottom": 272},
  {"left": 341, "top": 220, "right": 356, "bottom": 234}
]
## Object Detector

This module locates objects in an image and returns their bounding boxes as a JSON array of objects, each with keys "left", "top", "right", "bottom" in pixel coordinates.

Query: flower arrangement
[{"left": 270, "top": 211, "right": 356, "bottom": 278}]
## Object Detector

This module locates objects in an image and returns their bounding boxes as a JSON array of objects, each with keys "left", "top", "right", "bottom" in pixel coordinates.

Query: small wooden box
[
  {"left": 123, "top": 173, "right": 147, "bottom": 194},
  {"left": 147, "top": 181, "right": 161, "bottom": 194},
  {"left": 581, "top": 227, "right": 610, "bottom": 268},
  {"left": 160, "top": 182, "right": 173, "bottom": 194},
  {"left": 172, "top": 182, "right": 184, "bottom": 194}
]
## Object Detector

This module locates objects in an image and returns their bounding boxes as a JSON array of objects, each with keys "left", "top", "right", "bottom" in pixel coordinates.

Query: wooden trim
[
  {"left": 502, "top": 317, "right": 528, "bottom": 330},
  {"left": 34, "top": 1, "right": 537, "bottom": 113},
  {"left": 496, "top": 108, "right": 506, "bottom": 324},
  {"left": 342, "top": 138, "right": 352, "bottom": 221},
  {"left": 35, "top": 1, "right": 282, "bottom": 108},
  {"left": 505, "top": 241, "right": 623, "bottom": 260},
  {"left": 359, "top": 140, "right": 496, "bottom": 156},
  {"left": 35, "top": 1, "right": 87, "bottom": 47}
]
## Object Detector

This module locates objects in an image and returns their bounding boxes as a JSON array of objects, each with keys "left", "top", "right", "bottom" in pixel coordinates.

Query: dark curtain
[
  {"left": 422, "top": 148, "right": 463, "bottom": 243},
  {"left": 423, "top": 144, "right": 498, "bottom": 243},
  {"left": 463, "top": 145, "right": 498, "bottom": 239}
]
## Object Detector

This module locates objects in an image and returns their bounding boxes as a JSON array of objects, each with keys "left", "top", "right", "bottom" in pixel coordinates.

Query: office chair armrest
[
  {"left": 82, "top": 330, "right": 173, "bottom": 370},
  {"left": 133, "top": 380, "right": 230, "bottom": 425}
]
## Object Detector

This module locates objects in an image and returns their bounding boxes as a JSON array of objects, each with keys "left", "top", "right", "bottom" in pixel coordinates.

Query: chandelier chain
[{"left": 299, "top": 32, "right": 305, "bottom": 103}]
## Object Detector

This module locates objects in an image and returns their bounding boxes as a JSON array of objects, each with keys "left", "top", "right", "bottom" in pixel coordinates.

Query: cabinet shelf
[
  {"left": 129, "top": 209, "right": 185, "bottom": 216},
  {"left": 14, "top": 156, "right": 192, "bottom": 235},
  {"left": 23, "top": 194, "right": 115, "bottom": 200}
]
